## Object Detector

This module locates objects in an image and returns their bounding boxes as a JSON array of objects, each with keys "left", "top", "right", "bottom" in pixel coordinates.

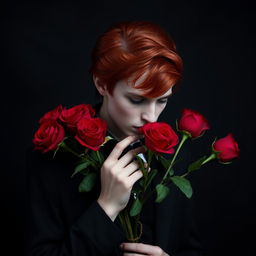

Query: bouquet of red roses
[{"left": 33, "top": 104, "right": 240, "bottom": 242}]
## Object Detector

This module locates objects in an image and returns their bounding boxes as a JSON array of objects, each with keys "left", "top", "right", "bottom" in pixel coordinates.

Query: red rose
[
  {"left": 178, "top": 108, "right": 210, "bottom": 138},
  {"left": 39, "top": 105, "right": 63, "bottom": 124},
  {"left": 213, "top": 133, "right": 240, "bottom": 162},
  {"left": 75, "top": 118, "right": 107, "bottom": 151},
  {"left": 60, "top": 104, "right": 96, "bottom": 132},
  {"left": 33, "top": 120, "right": 65, "bottom": 153},
  {"left": 139, "top": 122, "right": 179, "bottom": 154}
]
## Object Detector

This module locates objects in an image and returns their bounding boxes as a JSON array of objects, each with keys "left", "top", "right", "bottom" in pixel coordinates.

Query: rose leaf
[
  {"left": 171, "top": 176, "right": 193, "bottom": 198},
  {"left": 130, "top": 198, "right": 142, "bottom": 217},
  {"left": 78, "top": 172, "right": 97, "bottom": 192},
  {"left": 155, "top": 184, "right": 170, "bottom": 203},
  {"left": 71, "top": 161, "right": 91, "bottom": 177}
]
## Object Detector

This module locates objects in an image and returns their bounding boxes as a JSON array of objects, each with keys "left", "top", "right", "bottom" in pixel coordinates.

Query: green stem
[
  {"left": 118, "top": 213, "right": 130, "bottom": 239},
  {"left": 161, "top": 133, "right": 189, "bottom": 183},
  {"left": 181, "top": 172, "right": 189, "bottom": 178},
  {"left": 86, "top": 154, "right": 99, "bottom": 170},
  {"left": 147, "top": 150, "right": 153, "bottom": 167},
  {"left": 202, "top": 152, "right": 217, "bottom": 165},
  {"left": 180, "top": 153, "right": 217, "bottom": 179},
  {"left": 96, "top": 151, "right": 101, "bottom": 164},
  {"left": 141, "top": 135, "right": 189, "bottom": 203},
  {"left": 124, "top": 209, "right": 134, "bottom": 240},
  {"left": 118, "top": 208, "right": 142, "bottom": 242},
  {"left": 60, "top": 141, "right": 81, "bottom": 158}
]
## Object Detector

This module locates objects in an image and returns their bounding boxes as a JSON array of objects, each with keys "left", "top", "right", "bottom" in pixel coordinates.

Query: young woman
[{"left": 26, "top": 21, "right": 202, "bottom": 256}]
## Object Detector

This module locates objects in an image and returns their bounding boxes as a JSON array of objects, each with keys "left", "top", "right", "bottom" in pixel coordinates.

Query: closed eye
[
  {"left": 127, "top": 95, "right": 170, "bottom": 105},
  {"left": 157, "top": 98, "right": 168, "bottom": 104},
  {"left": 127, "top": 97, "right": 144, "bottom": 104}
]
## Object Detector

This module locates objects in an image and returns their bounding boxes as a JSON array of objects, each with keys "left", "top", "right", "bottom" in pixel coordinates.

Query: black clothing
[{"left": 25, "top": 138, "right": 202, "bottom": 256}]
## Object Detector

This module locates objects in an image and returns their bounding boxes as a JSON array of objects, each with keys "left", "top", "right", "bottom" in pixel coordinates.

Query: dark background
[{"left": 1, "top": 0, "right": 255, "bottom": 255}]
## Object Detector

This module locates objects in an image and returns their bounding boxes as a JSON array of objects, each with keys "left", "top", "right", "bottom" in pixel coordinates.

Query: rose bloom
[
  {"left": 139, "top": 122, "right": 179, "bottom": 154},
  {"left": 39, "top": 105, "right": 63, "bottom": 124},
  {"left": 213, "top": 133, "right": 240, "bottom": 162},
  {"left": 60, "top": 104, "right": 96, "bottom": 132},
  {"left": 33, "top": 120, "right": 65, "bottom": 153},
  {"left": 75, "top": 118, "right": 107, "bottom": 151},
  {"left": 178, "top": 108, "right": 210, "bottom": 138}
]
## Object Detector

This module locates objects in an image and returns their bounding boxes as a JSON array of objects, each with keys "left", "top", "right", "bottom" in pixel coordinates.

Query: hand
[
  {"left": 97, "top": 136, "right": 145, "bottom": 221},
  {"left": 120, "top": 242, "right": 170, "bottom": 256}
]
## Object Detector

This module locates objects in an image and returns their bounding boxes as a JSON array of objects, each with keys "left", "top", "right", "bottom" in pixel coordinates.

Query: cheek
[
  {"left": 156, "top": 104, "right": 167, "bottom": 118},
  {"left": 110, "top": 99, "right": 135, "bottom": 121},
  {"left": 118, "top": 107, "right": 136, "bottom": 122}
]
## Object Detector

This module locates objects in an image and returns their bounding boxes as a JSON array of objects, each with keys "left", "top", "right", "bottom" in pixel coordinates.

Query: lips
[
  {"left": 133, "top": 126, "right": 142, "bottom": 130},
  {"left": 132, "top": 126, "right": 144, "bottom": 135}
]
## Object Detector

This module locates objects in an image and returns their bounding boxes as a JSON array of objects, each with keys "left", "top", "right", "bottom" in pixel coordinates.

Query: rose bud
[
  {"left": 139, "top": 122, "right": 179, "bottom": 154},
  {"left": 178, "top": 108, "right": 210, "bottom": 138},
  {"left": 75, "top": 118, "right": 107, "bottom": 151},
  {"left": 33, "top": 120, "right": 65, "bottom": 153},
  {"left": 212, "top": 133, "right": 240, "bottom": 163},
  {"left": 59, "top": 104, "right": 95, "bottom": 133},
  {"left": 39, "top": 105, "right": 63, "bottom": 124}
]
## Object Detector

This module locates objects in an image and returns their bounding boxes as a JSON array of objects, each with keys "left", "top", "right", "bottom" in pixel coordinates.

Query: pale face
[{"left": 98, "top": 79, "right": 173, "bottom": 140}]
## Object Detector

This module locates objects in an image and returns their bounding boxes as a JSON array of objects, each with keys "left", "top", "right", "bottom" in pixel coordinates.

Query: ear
[{"left": 93, "top": 75, "right": 107, "bottom": 96}]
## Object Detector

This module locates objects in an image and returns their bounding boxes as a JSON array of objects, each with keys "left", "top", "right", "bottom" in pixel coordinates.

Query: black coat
[{"left": 25, "top": 139, "right": 202, "bottom": 256}]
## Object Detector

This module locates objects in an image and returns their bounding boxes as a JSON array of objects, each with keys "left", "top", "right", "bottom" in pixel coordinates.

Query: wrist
[{"left": 97, "top": 198, "right": 120, "bottom": 221}]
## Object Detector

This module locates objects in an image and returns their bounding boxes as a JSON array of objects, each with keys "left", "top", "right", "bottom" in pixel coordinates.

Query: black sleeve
[
  {"left": 171, "top": 193, "right": 203, "bottom": 256},
  {"left": 24, "top": 149, "right": 126, "bottom": 256}
]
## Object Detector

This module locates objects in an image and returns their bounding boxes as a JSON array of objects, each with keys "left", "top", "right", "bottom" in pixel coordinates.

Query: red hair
[{"left": 90, "top": 21, "right": 183, "bottom": 98}]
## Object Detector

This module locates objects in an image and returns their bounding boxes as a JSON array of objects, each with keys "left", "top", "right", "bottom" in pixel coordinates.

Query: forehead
[{"left": 115, "top": 79, "right": 173, "bottom": 98}]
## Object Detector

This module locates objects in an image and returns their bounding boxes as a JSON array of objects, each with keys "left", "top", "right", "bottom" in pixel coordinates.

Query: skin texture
[
  {"left": 121, "top": 242, "right": 169, "bottom": 256},
  {"left": 95, "top": 77, "right": 172, "bottom": 255}
]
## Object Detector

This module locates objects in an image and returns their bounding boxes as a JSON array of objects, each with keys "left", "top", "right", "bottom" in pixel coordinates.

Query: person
[{"left": 25, "top": 21, "right": 202, "bottom": 256}]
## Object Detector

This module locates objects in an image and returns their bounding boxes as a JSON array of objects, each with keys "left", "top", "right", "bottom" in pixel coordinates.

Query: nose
[{"left": 141, "top": 103, "right": 157, "bottom": 123}]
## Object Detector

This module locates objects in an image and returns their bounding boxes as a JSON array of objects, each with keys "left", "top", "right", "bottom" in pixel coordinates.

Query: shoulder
[
  {"left": 25, "top": 146, "right": 78, "bottom": 182},
  {"left": 25, "top": 146, "right": 87, "bottom": 205}
]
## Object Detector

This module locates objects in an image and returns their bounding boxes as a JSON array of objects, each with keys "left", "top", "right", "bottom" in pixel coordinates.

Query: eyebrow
[{"left": 126, "top": 92, "right": 172, "bottom": 99}]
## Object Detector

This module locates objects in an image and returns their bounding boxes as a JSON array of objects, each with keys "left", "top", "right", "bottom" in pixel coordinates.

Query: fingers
[
  {"left": 123, "top": 253, "right": 143, "bottom": 256},
  {"left": 107, "top": 136, "right": 139, "bottom": 161},
  {"left": 127, "top": 170, "right": 143, "bottom": 187},
  {"left": 118, "top": 160, "right": 138, "bottom": 175},
  {"left": 117, "top": 146, "right": 146, "bottom": 168},
  {"left": 121, "top": 243, "right": 166, "bottom": 256}
]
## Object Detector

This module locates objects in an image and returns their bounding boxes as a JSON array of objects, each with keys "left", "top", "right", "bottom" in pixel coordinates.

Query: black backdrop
[{"left": 1, "top": 0, "right": 255, "bottom": 255}]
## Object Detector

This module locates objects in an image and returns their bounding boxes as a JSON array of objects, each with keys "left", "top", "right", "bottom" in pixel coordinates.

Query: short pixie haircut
[{"left": 90, "top": 21, "right": 183, "bottom": 98}]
